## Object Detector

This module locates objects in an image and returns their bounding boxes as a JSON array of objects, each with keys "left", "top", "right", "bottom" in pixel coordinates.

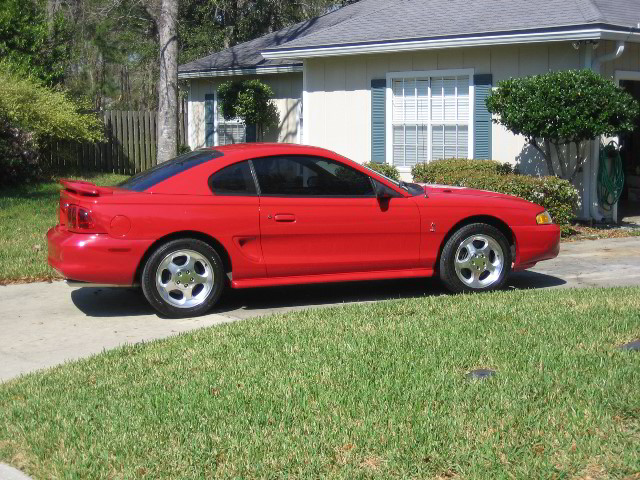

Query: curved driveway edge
[{"left": 0, "top": 463, "right": 34, "bottom": 480}]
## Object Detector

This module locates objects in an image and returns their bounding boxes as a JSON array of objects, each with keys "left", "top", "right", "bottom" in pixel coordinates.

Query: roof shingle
[{"left": 180, "top": 0, "right": 640, "bottom": 75}]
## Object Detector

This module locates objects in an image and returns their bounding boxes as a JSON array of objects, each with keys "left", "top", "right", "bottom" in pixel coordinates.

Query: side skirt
[{"left": 231, "top": 268, "right": 435, "bottom": 289}]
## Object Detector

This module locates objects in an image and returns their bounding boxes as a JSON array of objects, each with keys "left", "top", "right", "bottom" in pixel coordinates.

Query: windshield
[
  {"left": 361, "top": 164, "right": 424, "bottom": 196},
  {"left": 118, "top": 150, "right": 223, "bottom": 192}
]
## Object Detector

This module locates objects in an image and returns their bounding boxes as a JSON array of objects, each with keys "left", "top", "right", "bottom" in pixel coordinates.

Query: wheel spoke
[
  {"left": 477, "top": 240, "right": 491, "bottom": 256},
  {"left": 182, "top": 284, "right": 194, "bottom": 301},
  {"left": 166, "top": 261, "right": 180, "bottom": 275},
  {"left": 192, "top": 272, "right": 207, "bottom": 284},
  {"left": 455, "top": 255, "right": 473, "bottom": 269},
  {"left": 164, "top": 279, "right": 178, "bottom": 291},
  {"left": 185, "top": 255, "right": 198, "bottom": 272}
]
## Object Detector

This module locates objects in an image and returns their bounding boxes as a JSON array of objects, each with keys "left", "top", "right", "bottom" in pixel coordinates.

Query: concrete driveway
[{"left": 2, "top": 236, "right": 640, "bottom": 383}]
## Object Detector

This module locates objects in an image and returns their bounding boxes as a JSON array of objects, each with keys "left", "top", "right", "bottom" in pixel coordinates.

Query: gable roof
[{"left": 180, "top": 0, "right": 640, "bottom": 77}]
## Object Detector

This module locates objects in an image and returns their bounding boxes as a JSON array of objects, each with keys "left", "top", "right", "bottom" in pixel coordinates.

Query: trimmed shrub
[
  {"left": 363, "top": 162, "right": 400, "bottom": 181},
  {"left": 412, "top": 159, "right": 580, "bottom": 228},
  {"left": 411, "top": 158, "right": 513, "bottom": 180}
]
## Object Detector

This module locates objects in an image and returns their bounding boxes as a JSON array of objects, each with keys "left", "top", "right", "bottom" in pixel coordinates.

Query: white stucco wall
[{"left": 187, "top": 73, "right": 302, "bottom": 149}]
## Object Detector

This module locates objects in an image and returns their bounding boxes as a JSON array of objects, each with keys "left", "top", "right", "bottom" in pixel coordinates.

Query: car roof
[{"left": 202, "top": 143, "right": 338, "bottom": 156}]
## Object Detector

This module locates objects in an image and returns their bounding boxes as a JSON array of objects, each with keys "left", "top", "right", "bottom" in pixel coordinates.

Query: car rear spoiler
[{"left": 60, "top": 179, "right": 114, "bottom": 197}]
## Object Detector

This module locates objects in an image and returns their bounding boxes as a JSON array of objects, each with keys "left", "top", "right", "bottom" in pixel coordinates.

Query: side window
[
  {"left": 208, "top": 161, "right": 257, "bottom": 195},
  {"left": 252, "top": 156, "right": 374, "bottom": 197}
]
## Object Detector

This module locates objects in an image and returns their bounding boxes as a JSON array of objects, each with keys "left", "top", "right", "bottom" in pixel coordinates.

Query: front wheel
[
  {"left": 439, "top": 223, "right": 511, "bottom": 293},
  {"left": 141, "top": 238, "right": 225, "bottom": 318}
]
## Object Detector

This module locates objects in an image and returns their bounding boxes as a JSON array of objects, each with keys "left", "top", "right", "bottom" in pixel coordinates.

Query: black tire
[
  {"left": 439, "top": 223, "right": 512, "bottom": 293},
  {"left": 141, "top": 238, "right": 225, "bottom": 318}
]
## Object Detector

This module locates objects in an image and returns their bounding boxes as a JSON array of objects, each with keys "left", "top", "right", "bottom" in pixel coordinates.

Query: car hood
[{"left": 419, "top": 183, "right": 538, "bottom": 207}]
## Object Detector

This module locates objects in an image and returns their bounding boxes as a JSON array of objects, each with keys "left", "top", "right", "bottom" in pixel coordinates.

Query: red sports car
[{"left": 47, "top": 144, "right": 560, "bottom": 317}]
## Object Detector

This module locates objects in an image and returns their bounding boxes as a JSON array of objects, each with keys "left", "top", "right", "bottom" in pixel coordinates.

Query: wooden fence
[{"left": 45, "top": 103, "right": 188, "bottom": 175}]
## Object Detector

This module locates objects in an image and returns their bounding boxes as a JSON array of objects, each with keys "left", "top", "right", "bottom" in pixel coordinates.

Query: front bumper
[
  {"left": 47, "top": 225, "right": 151, "bottom": 285},
  {"left": 512, "top": 224, "right": 561, "bottom": 271}
]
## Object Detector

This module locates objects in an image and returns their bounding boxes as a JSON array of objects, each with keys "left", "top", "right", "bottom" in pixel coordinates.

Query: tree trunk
[{"left": 156, "top": 0, "right": 178, "bottom": 163}]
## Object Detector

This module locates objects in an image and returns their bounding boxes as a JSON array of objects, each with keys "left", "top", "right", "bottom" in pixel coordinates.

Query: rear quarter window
[
  {"left": 208, "top": 161, "right": 257, "bottom": 195},
  {"left": 118, "top": 150, "right": 223, "bottom": 192}
]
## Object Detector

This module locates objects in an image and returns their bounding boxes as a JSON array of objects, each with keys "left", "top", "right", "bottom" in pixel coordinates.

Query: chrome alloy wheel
[
  {"left": 454, "top": 235, "right": 504, "bottom": 289},
  {"left": 155, "top": 249, "right": 215, "bottom": 308}
]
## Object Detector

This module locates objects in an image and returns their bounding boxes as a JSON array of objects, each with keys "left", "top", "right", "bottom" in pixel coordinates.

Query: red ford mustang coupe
[{"left": 47, "top": 144, "right": 560, "bottom": 317}]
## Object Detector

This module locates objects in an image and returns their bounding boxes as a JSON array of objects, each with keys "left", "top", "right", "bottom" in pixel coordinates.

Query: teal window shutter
[
  {"left": 205, "top": 94, "right": 215, "bottom": 147},
  {"left": 371, "top": 79, "right": 386, "bottom": 164},
  {"left": 473, "top": 74, "right": 492, "bottom": 160}
]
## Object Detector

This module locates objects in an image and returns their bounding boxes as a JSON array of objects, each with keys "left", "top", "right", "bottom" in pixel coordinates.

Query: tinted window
[
  {"left": 118, "top": 150, "right": 223, "bottom": 192},
  {"left": 252, "top": 156, "right": 374, "bottom": 197},
  {"left": 209, "top": 161, "right": 256, "bottom": 195}
]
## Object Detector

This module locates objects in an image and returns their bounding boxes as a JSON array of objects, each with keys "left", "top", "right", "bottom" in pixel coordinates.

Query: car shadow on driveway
[{"left": 70, "top": 270, "right": 566, "bottom": 319}]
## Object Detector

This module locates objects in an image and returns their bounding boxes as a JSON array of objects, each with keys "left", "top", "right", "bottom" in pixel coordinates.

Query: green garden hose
[{"left": 597, "top": 141, "right": 625, "bottom": 211}]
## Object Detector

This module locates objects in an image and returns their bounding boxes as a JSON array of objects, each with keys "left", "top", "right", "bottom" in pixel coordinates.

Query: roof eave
[
  {"left": 261, "top": 26, "right": 640, "bottom": 60},
  {"left": 178, "top": 64, "right": 303, "bottom": 80}
]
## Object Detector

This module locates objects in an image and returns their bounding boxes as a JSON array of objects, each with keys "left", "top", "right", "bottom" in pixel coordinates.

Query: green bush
[
  {"left": 217, "top": 79, "right": 278, "bottom": 141},
  {"left": 486, "top": 70, "right": 639, "bottom": 181},
  {"left": 362, "top": 162, "right": 400, "bottom": 181},
  {"left": 411, "top": 159, "right": 580, "bottom": 228},
  {"left": 0, "top": 64, "right": 104, "bottom": 185},
  {"left": 411, "top": 158, "right": 512, "bottom": 180}
]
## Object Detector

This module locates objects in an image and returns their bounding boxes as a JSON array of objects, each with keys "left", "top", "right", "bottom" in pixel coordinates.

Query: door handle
[{"left": 274, "top": 214, "right": 296, "bottom": 222}]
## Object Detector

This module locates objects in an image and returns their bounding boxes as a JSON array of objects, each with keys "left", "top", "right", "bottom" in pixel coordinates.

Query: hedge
[
  {"left": 411, "top": 159, "right": 580, "bottom": 228},
  {"left": 363, "top": 162, "right": 400, "bottom": 181}
]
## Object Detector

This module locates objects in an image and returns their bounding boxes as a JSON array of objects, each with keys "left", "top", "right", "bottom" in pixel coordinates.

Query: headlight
[{"left": 536, "top": 211, "right": 553, "bottom": 225}]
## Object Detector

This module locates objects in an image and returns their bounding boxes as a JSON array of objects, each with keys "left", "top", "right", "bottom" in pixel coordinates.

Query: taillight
[{"left": 66, "top": 204, "right": 102, "bottom": 232}]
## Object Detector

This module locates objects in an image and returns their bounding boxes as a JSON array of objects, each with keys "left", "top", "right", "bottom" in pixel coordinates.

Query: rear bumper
[
  {"left": 512, "top": 224, "right": 561, "bottom": 271},
  {"left": 47, "top": 225, "right": 150, "bottom": 285}
]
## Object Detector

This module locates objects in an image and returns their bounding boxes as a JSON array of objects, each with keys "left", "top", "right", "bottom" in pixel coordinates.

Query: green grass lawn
[
  {"left": 1, "top": 288, "right": 638, "bottom": 479},
  {"left": 0, "top": 172, "right": 129, "bottom": 284}
]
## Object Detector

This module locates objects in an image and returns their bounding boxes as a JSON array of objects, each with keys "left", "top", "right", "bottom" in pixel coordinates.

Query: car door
[
  {"left": 253, "top": 155, "right": 421, "bottom": 278},
  {"left": 208, "top": 160, "right": 265, "bottom": 280}
]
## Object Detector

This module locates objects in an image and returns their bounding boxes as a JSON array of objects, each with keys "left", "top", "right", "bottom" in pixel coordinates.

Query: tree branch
[
  {"left": 569, "top": 140, "right": 586, "bottom": 182},
  {"left": 530, "top": 138, "right": 555, "bottom": 176},
  {"left": 552, "top": 140, "right": 568, "bottom": 178}
]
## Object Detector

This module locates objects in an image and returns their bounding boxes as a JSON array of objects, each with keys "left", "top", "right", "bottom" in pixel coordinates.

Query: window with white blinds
[
  {"left": 391, "top": 74, "right": 470, "bottom": 167},
  {"left": 216, "top": 107, "right": 246, "bottom": 146}
]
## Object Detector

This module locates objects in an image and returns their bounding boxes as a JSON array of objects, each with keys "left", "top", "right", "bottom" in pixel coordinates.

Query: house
[{"left": 178, "top": 0, "right": 640, "bottom": 221}]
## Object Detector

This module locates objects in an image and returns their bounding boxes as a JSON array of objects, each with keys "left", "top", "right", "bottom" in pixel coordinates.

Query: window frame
[
  {"left": 250, "top": 155, "right": 377, "bottom": 198},
  {"left": 385, "top": 68, "right": 475, "bottom": 173}
]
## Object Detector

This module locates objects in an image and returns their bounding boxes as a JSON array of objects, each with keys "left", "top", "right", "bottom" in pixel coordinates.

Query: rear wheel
[
  {"left": 439, "top": 223, "right": 511, "bottom": 293},
  {"left": 141, "top": 238, "right": 225, "bottom": 318}
]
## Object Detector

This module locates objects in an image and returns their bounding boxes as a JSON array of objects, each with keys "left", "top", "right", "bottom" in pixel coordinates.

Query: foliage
[
  {"left": 362, "top": 162, "right": 401, "bottom": 180},
  {"left": 217, "top": 80, "right": 279, "bottom": 140},
  {"left": 412, "top": 159, "right": 580, "bottom": 228},
  {"left": 63, "top": 0, "right": 159, "bottom": 110},
  {"left": 1, "top": 287, "right": 639, "bottom": 477},
  {"left": 0, "top": 0, "right": 71, "bottom": 85},
  {"left": 412, "top": 158, "right": 513, "bottom": 179},
  {"left": 0, "top": 67, "right": 104, "bottom": 144},
  {"left": 0, "top": 65, "right": 105, "bottom": 185},
  {"left": 486, "top": 70, "right": 640, "bottom": 181},
  {"left": 178, "top": 0, "right": 360, "bottom": 64},
  {"left": 178, "top": 144, "right": 192, "bottom": 155}
]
